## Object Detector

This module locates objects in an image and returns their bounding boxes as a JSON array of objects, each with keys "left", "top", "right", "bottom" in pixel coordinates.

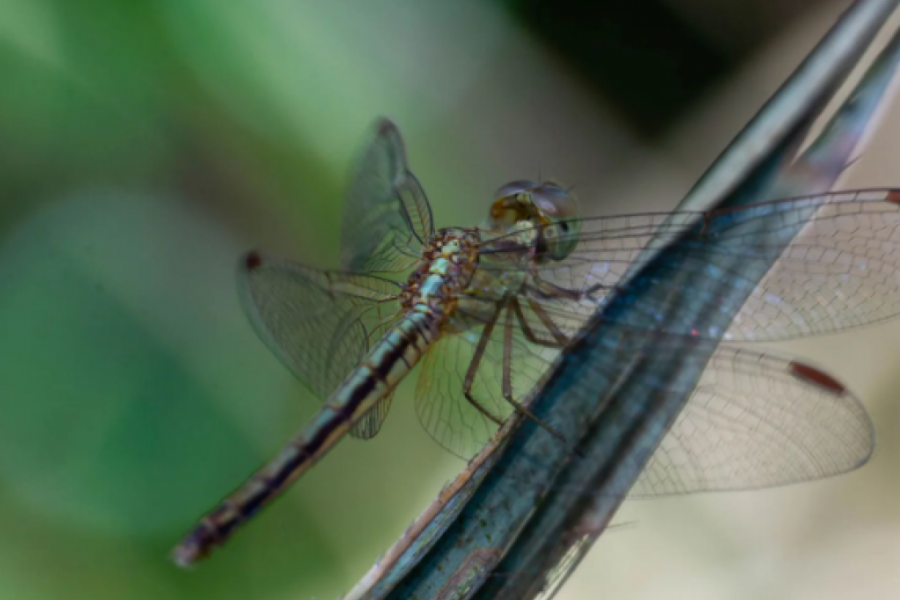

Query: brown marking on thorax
[{"left": 399, "top": 228, "right": 481, "bottom": 323}]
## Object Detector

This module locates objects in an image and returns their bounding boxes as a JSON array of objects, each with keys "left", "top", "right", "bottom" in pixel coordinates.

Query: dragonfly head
[{"left": 490, "top": 180, "right": 581, "bottom": 260}]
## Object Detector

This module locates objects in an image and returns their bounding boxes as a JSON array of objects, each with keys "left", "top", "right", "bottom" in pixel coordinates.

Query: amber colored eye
[
  {"left": 530, "top": 183, "right": 575, "bottom": 217},
  {"left": 531, "top": 183, "right": 581, "bottom": 260},
  {"left": 494, "top": 180, "right": 539, "bottom": 201}
]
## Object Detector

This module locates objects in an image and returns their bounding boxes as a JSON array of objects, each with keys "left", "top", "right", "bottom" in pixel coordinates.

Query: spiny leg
[
  {"left": 510, "top": 297, "right": 570, "bottom": 347},
  {"left": 510, "top": 298, "right": 561, "bottom": 347},
  {"left": 462, "top": 301, "right": 506, "bottom": 426},
  {"left": 501, "top": 304, "right": 568, "bottom": 445},
  {"left": 527, "top": 298, "right": 571, "bottom": 346},
  {"left": 526, "top": 271, "right": 609, "bottom": 305}
]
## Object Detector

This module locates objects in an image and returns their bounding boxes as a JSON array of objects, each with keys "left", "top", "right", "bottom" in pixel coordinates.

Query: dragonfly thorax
[{"left": 400, "top": 229, "right": 481, "bottom": 322}]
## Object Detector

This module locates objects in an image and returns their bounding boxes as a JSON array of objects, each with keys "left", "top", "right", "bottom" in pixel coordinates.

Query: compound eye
[
  {"left": 531, "top": 183, "right": 581, "bottom": 260},
  {"left": 530, "top": 183, "right": 577, "bottom": 219},
  {"left": 494, "top": 180, "right": 539, "bottom": 201}
]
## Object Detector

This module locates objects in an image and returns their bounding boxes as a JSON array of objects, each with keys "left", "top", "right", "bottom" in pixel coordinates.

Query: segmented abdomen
[{"left": 173, "top": 311, "right": 438, "bottom": 566}]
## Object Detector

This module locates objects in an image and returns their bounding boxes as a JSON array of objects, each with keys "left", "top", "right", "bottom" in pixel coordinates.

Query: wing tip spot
[
  {"left": 244, "top": 251, "right": 263, "bottom": 272},
  {"left": 789, "top": 361, "right": 846, "bottom": 394},
  {"left": 377, "top": 118, "right": 397, "bottom": 136}
]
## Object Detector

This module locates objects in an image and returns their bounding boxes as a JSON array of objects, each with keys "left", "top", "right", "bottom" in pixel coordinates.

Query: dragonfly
[{"left": 173, "top": 118, "right": 900, "bottom": 567}]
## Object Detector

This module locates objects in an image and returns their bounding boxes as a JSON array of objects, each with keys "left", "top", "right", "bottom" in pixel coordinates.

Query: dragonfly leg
[
  {"left": 527, "top": 298, "right": 571, "bottom": 345},
  {"left": 461, "top": 298, "right": 569, "bottom": 440},
  {"left": 520, "top": 297, "right": 572, "bottom": 347},
  {"left": 501, "top": 305, "right": 568, "bottom": 445},
  {"left": 510, "top": 298, "right": 564, "bottom": 347},
  {"left": 462, "top": 302, "right": 507, "bottom": 426},
  {"left": 526, "top": 272, "right": 608, "bottom": 305}
]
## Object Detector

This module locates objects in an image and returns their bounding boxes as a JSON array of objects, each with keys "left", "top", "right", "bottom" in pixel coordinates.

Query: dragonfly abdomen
[
  {"left": 174, "top": 311, "right": 438, "bottom": 567},
  {"left": 355, "top": 311, "right": 437, "bottom": 389}
]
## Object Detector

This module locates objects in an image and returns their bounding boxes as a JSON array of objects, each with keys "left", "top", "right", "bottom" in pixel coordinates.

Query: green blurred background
[{"left": 1, "top": 1, "right": 899, "bottom": 599}]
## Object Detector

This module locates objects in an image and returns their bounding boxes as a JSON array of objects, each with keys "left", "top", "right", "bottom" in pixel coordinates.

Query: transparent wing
[
  {"left": 238, "top": 251, "right": 402, "bottom": 438},
  {"left": 475, "top": 189, "right": 900, "bottom": 341},
  {"left": 469, "top": 338, "right": 873, "bottom": 600},
  {"left": 421, "top": 299, "right": 872, "bottom": 492},
  {"left": 415, "top": 333, "right": 501, "bottom": 461},
  {"left": 414, "top": 300, "right": 559, "bottom": 460},
  {"left": 350, "top": 392, "right": 395, "bottom": 439},
  {"left": 485, "top": 531, "right": 594, "bottom": 600},
  {"left": 628, "top": 343, "right": 874, "bottom": 496},
  {"left": 341, "top": 118, "right": 434, "bottom": 273}
]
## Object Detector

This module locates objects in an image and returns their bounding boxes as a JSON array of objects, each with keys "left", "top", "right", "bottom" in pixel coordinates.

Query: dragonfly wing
[
  {"left": 350, "top": 392, "right": 394, "bottom": 439},
  {"left": 478, "top": 329, "right": 872, "bottom": 496},
  {"left": 341, "top": 118, "right": 434, "bottom": 273},
  {"left": 454, "top": 336, "right": 872, "bottom": 598},
  {"left": 238, "top": 251, "right": 402, "bottom": 438},
  {"left": 724, "top": 193, "right": 900, "bottom": 340},
  {"left": 628, "top": 343, "right": 874, "bottom": 497},
  {"left": 421, "top": 273, "right": 873, "bottom": 493},
  {"left": 414, "top": 301, "right": 560, "bottom": 460},
  {"left": 476, "top": 189, "right": 900, "bottom": 341}
]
